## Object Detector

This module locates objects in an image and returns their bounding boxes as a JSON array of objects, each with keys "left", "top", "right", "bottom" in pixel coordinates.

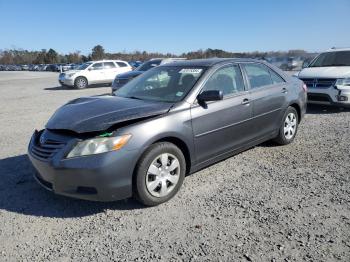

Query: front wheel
[
  {"left": 74, "top": 77, "right": 88, "bottom": 89},
  {"left": 134, "top": 142, "right": 186, "bottom": 206},
  {"left": 273, "top": 106, "right": 299, "bottom": 145}
]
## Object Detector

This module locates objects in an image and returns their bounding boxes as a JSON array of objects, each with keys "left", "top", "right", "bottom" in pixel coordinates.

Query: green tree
[
  {"left": 91, "top": 45, "right": 105, "bottom": 60},
  {"left": 45, "top": 48, "right": 58, "bottom": 64},
  {"left": 34, "top": 49, "right": 47, "bottom": 64}
]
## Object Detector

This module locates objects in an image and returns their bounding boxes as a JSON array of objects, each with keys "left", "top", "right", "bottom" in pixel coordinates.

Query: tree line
[{"left": 0, "top": 45, "right": 316, "bottom": 65}]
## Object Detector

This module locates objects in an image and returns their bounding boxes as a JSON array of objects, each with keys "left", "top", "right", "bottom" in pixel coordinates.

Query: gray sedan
[{"left": 28, "top": 58, "right": 307, "bottom": 206}]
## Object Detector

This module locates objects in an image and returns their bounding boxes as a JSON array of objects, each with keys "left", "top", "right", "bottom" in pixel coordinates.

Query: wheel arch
[
  {"left": 151, "top": 136, "right": 192, "bottom": 175},
  {"left": 132, "top": 135, "right": 192, "bottom": 180},
  {"left": 288, "top": 102, "right": 301, "bottom": 123}
]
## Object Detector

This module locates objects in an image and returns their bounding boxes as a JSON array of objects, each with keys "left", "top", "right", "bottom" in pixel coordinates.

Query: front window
[
  {"left": 309, "top": 51, "right": 350, "bottom": 67},
  {"left": 77, "top": 62, "right": 92, "bottom": 70},
  {"left": 201, "top": 65, "right": 245, "bottom": 96},
  {"left": 114, "top": 66, "right": 206, "bottom": 102},
  {"left": 91, "top": 62, "right": 104, "bottom": 70}
]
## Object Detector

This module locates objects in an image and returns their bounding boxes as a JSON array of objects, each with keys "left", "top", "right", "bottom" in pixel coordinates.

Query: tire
[
  {"left": 134, "top": 142, "right": 186, "bottom": 206},
  {"left": 273, "top": 106, "right": 299, "bottom": 145},
  {"left": 74, "top": 76, "right": 88, "bottom": 89}
]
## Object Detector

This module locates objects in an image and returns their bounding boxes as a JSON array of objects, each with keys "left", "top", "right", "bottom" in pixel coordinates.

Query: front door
[
  {"left": 88, "top": 62, "right": 106, "bottom": 84},
  {"left": 191, "top": 64, "right": 254, "bottom": 164}
]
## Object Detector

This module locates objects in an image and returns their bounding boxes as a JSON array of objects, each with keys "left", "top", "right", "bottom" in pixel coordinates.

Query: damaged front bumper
[{"left": 28, "top": 130, "right": 139, "bottom": 201}]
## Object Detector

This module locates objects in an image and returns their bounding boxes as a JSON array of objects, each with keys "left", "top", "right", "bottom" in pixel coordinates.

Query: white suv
[
  {"left": 298, "top": 48, "right": 350, "bottom": 107},
  {"left": 59, "top": 60, "right": 132, "bottom": 89}
]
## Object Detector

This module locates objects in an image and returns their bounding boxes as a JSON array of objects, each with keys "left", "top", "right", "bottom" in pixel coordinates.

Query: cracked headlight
[{"left": 66, "top": 134, "right": 131, "bottom": 158}]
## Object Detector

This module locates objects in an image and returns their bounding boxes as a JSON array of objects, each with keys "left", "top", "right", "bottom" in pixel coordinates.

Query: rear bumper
[
  {"left": 28, "top": 131, "right": 139, "bottom": 202},
  {"left": 307, "top": 87, "right": 350, "bottom": 107}
]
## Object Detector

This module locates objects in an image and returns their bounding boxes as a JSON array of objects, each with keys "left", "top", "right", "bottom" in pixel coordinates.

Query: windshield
[
  {"left": 136, "top": 59, "right": 162, "bottom": 71},
  {"left": 309, "top": 51, "right": 350, "bottom": 67},
  {"left": 77, "top": 62, "right": 92, "bottom": 70},
  {"left": 114, "top": 66, "right": 206, "bottom": 103}
]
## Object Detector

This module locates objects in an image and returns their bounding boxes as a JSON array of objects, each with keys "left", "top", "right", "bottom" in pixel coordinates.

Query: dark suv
[
  {"left": 28, "top": 58, "right": 307, "bottom": 206},
  {"left": 111, "top": 58, "right": 186, "bottom": 92}
]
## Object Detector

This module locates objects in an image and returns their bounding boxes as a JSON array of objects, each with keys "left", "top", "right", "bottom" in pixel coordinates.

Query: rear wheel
[
  {"left": 273, "top": 106, "right": 299, "bottom": 145},
  {"left": 134, "top": 142, "right": 186, "bottom": 206},
  {"left": 74, "top": 77, "right": 88, "bottom": 89}
]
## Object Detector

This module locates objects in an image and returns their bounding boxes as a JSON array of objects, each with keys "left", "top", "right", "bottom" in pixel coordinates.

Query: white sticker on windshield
[
  {"left": 179, "top": 68, "right": 203, "bottom": 74},
  {"left": 176, "top": 91, "right": 184, "bottom": 97}
]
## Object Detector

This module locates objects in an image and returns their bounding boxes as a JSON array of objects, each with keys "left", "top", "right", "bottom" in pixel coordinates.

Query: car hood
[
  {"left": 63, "top": 69, "right": 80, "bottom": 74},
  {"left": 46, "top": 96, "right": 173, "bottom": 133},
  {"left": 298, "top": 66, "right": 350, "bottom": 78},
  {"left": 117, "top": 70, "right": 143, "bottom": 79}
]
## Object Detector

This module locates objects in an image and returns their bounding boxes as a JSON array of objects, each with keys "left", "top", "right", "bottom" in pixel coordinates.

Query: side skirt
[{"left": 189, "top": 131, "right": 278, "bottom": 174}]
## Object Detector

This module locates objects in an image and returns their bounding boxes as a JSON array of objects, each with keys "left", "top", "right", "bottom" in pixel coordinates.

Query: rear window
[
  {"left": 243, "top": 64, "right": 273, "bottom": 89},
  {"left": 270, "top": 69, "right": 285, "bottom": 84},
  {"left": 137, "top": 60, "right": 162, "bottom": 71},
  {"left": 117, "top": 62, "right": 128, "bottom": 67},
  {"left": 104, "top": 62, "right": 116, "bottom": 69}
]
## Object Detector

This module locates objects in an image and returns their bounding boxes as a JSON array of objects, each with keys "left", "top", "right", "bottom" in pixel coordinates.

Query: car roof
[
  {"left": 325, "top": 47, "right": 350, "bottom": 52},
  {"left": 88, "top": 60, "right": 129, "bottom": 63},
  {"left": 161, "top": 58, "right": 262, "bottom": 67}
]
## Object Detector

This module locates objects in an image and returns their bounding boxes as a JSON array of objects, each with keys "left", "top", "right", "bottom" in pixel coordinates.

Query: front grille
[
  {"left": 300, "top": 78, "right": 336, "bottom": 89},
  {"left": 31, "top": 137, "right": 66, "bottom": 160},
  {"left": 308, "top": 93, "right": 332, "bottom": 102}
]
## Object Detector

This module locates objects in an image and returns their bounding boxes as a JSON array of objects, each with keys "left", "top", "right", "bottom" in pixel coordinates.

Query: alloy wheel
[
  {"left": 284, "top": 112, "right": 297, "bottom": 140},
  {"left": 77, "top": 78, "right": 86, "bottom": 88}
]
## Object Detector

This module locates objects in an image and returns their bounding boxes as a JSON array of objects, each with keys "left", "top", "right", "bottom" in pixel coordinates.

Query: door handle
[
  {"left": 282, "top": 87, "right": 288, "bottom": 93},
  {"left": 241, "top": 98, "right": 250, "bottom": 105}
]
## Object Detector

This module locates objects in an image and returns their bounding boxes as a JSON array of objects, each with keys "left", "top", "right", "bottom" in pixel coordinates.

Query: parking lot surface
[{"left": 0, "top": 72, "right": 349, "bottom": 261}]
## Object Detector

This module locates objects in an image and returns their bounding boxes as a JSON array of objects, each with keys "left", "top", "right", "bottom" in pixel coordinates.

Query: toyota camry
[{"left": 28, "top": 58, "right": 307, "bottom": 206}]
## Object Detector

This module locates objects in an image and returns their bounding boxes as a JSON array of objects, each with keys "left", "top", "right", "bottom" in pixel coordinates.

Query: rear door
[
  {"left": 103, "top": 62, "right": 120, "bottom": 82},
  {"left": 241, "top": 63, "right": 287, "bottom": 138},
  {"left": 116, "top": 61, "right": 132, "bottom": 74},
  {"left": 191, "top": 64, "right": 254, "bottom": 164}
]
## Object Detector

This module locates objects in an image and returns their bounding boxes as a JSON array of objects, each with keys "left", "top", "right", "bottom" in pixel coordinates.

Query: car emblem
[
  {"left": 312, "top": 79, "right": 318, "bottom": 88},
  {"left": 39, "top": 135, "right": 46, "bottom": 145}
]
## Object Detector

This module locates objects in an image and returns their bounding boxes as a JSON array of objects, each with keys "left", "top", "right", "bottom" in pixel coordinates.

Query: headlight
[
  {"left": 67, "top": 73, "right": 75, "bottom": 78},
  {"left": 66, "top": 134, "right": 131, "bottom": 158},
  {"left": 335, "top": 78, "right": 350, "bottom": 90}
]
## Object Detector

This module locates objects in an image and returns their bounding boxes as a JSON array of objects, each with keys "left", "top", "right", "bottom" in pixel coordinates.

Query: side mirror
[
  {"left": 197, "top": 90, "right": 223, "bottom": 102},
  {"left": 302, "top": 61, "right": 309, "bottom": 68}
]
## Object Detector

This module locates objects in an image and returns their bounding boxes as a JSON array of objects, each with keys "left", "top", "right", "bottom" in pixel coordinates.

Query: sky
[{"left": 0, "top": 0, "right": 349, "bottom": 55}]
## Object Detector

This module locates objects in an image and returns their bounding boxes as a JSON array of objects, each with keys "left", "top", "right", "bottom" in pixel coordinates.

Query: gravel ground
[{"left": 0, "top": 71, "right": 349, "bottom": 261}]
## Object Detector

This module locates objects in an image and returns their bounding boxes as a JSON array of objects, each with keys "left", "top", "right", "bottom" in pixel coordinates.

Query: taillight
[{"left": 302, "top": 83, "right": 307, "bottom": 92}]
